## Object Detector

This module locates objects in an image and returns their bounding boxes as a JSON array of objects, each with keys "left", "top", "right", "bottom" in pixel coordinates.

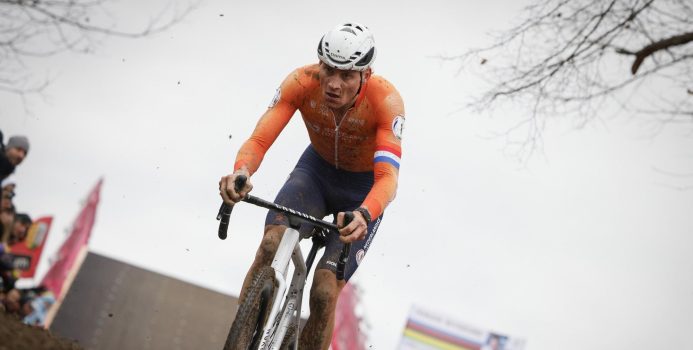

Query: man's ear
[{"left": 364, "top": 68, "right": 372, "bottom": 80}]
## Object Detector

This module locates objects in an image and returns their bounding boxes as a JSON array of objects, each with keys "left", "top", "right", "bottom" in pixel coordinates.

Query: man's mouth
[{"left": 325, "top": 92, "right": 340, "bottom": 100}]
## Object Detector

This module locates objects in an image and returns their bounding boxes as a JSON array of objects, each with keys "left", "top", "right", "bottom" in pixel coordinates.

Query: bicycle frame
[
  {"left": 245, "top": 224, "right": 330, "bottom": 350},
  {"left": 217, "top": 177, "right": 352, "bottom": 350},
  {"left": 257, "top": 226, "right": 304, "bottom": 350}
]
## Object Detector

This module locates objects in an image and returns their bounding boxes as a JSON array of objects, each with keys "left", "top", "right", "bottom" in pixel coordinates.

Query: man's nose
[{"left": 326, "top": 77, "right": 341, "bottom": 91}]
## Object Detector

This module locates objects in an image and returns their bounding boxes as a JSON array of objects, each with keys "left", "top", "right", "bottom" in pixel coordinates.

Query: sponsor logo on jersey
[
  {"left": 347, "top": 118, "right": 366, "bottom": 126},
  {"left": 356, "top": 249, "right": 366, "bottom": 265},
  {"left": 392, "top": 115, "right": 405, "bottom": 140},
  {"left": 363, "top": 216, "right": 381, "bottom": 251},
  {"left": 268, "top": 87, "right": 281, "bottom": 109}
]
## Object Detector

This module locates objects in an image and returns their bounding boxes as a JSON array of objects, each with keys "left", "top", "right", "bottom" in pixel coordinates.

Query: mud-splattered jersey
[{"left": 233, "top": 64, "right": 405, "bottom": 218}]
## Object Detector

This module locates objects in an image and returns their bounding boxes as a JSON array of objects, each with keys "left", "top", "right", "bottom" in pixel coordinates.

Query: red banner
[
  {"left": 8, "top": 216, "right": 53, "bottom": 278},
  {"left": 41, "top": 179, "right": 103, "bottom": 299},
  {"left": 331, "top": 282, "right": 366, "bottom": 350}
]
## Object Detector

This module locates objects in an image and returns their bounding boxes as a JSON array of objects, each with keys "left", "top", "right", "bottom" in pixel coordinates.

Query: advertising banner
[
  {"left": 398, "top": 305, "right": 526, "bottom": 350},
  {"left": 41, "top": 179, "right": 102, "bottom": 299},
  {"left": 331, "top": 283, "right": 366, "bottom": 350},
  {"left": 7, "top": 216, "right": 53, "bottom": 278}
]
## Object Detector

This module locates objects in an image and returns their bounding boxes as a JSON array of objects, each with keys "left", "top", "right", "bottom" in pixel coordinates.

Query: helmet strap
[{"left": 354, "top": 71, "right": 364, "bottom": 99}]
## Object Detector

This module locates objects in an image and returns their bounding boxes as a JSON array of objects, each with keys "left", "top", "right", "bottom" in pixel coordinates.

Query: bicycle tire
[
  {"left": 223, "top": 266, "right": 277, "bottom": 350},
  {"left": 279, "top": 321, "right": 298, "bottom": 350}
]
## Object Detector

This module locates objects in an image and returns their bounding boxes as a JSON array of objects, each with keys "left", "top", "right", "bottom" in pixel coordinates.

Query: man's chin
[{"left": 325, "top": 100, "right": 344, "bottom": 110}]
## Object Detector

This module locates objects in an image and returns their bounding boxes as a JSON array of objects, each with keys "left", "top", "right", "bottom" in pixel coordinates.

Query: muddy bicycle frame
[{"left": 217, "top": 176, "right": 352, "bottom": 349}]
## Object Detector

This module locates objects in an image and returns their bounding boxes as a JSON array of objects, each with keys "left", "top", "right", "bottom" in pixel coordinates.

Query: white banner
[{"left": 397, "top": 305, "right": 526, "bottom": 350}]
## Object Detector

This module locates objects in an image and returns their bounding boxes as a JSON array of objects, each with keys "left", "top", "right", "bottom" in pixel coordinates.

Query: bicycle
[{"left": 217, "top": 175, "right": 353, "bottom": 350}]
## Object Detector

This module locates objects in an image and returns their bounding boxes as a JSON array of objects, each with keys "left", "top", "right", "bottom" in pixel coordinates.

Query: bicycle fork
[{"left": 258, "top": 227, "right": 307, "bottom": 350}]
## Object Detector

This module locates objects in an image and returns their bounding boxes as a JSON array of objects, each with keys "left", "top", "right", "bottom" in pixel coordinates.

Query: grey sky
[{"left": 3, "top": 0, "right": 693, "bottom": 349}]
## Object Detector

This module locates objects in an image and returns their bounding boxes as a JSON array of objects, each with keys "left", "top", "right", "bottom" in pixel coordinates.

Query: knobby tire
[
  {"left": 279, "top": 321, "right": 298, "bottom": 350},
  {"left": 223, "top": 266, "right": 277, "bottom": 350}
]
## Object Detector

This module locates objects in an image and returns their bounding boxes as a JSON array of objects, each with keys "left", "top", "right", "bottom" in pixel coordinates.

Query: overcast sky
[{"left": 3, "top": 0, "right": 693, "bottom": 349}]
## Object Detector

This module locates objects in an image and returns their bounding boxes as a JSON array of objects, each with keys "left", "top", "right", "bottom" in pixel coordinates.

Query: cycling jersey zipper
[
  {"left": 334, "top": 124, "right": 340, "bottom": 169},
  {"left": 332, "top": 109, "right": 350, "bottom": 170}
]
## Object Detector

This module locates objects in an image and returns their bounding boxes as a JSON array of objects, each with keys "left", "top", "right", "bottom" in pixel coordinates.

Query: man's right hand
[{"left": 219, "top": 167, "right": 253, "bottom": 205}]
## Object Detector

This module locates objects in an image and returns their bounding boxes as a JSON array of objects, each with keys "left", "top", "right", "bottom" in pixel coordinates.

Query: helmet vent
[
  {"left": 317, "top": 37, "right": 324, "bottom": 56},
  {"left": 355, "top": 47, "right": 375, "bottom": 67},
  {"left": 340, "top": 28, "right": 356, "bottom": 35}
]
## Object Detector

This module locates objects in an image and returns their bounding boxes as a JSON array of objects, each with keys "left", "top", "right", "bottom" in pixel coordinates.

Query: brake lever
[
  {"left": 336, "top": 211, "right": 354, "bottom": 280},
  {"left": 217, "top": 175, "right": 247, "bottom": 240}
]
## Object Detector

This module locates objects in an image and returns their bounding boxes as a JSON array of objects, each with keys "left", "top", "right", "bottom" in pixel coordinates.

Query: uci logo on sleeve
[
  {"left": 268, "top": 87, "right": 281, "bottom": 109},
  {"left": 392, "top": 115, "right": 405, "bottom": 140}
]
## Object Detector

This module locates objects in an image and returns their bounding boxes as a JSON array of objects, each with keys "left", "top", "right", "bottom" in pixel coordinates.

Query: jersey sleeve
[
  {"left": 233, "top": 69, "right": 303, "bottom": 175},
  {"left": 361, "top": 89, "right": 405, "bottom": 218}
]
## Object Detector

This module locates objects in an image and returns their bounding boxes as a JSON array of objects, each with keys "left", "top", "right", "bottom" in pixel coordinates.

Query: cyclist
[{"left": 219, "top": 22, "right": 405, "bottom": 349}]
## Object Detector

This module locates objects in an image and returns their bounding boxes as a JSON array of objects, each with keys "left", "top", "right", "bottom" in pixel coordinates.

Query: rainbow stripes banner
[{"left": 397, "top": 306, "right": 526, "bottom": 350}]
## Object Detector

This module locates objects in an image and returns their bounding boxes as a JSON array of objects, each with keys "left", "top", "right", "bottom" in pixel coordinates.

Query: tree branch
[{"left": 630, "top": 31, "right": 693, "bottom": 74}]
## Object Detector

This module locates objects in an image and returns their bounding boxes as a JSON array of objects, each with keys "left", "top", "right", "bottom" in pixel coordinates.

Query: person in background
[
  {"left": 6, "top": 213, "right": 32, "bottom": 246},
  {"left": 0, "top": 135, "right": 30, "bottom": 184},
  {"left": 0, "top": 204, "right": 15, "bottom": 244}
]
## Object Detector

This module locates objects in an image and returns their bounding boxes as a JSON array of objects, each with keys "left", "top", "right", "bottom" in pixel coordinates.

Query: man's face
[
  {"left": 318, "top": 63, "right": 369, "bottom": 111},
  {"left": 1, "top": 192, "right": 12, "bottom": 211},
  {"left": 12, "top": 221, "right": 29, "bottom": 241},
  {"left": 0, "top": 210, "right": 13, "bottom": 226},
  {"left": 6, "top": 147, "right": 27, "bottom": 166}
]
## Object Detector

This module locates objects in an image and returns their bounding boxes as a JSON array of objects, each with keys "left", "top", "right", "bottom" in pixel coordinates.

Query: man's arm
[
  {"left": 221, "top": 69, "right": 302, "bottom": 204},
  {"left": 339, "top": 87, "right": 405, "bottom": 243},
  {"left": 233, "top": 71, "right": 302, "bottom": 175},
  {"left": 360, "top": 90, "right": 405, "bottom": 219}
]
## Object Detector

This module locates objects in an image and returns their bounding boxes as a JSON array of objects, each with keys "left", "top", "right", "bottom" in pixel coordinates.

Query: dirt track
[{"left": 0, "top": 312, "right": 82, "bottom": 350}]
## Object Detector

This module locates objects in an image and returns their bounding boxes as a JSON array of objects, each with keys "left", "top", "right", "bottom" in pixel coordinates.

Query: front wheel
[
  {"left": 279, "top": 321, "right": 298, "bottom": 350},
  {"left": 223, "top": 266, "right": 277, "bottom": 350}
]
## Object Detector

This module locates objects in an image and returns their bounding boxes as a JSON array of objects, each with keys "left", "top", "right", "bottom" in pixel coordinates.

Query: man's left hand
[{"left": 337, "top": 211, "right": 368, "bottom": 243}]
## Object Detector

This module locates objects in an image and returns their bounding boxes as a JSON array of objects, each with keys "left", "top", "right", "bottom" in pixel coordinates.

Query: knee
[
  {"left": 255, "top": 225, "right": 284, "bottom": 262},
  {"left": 310, "top": 273, "right": 340, "bottom": 310}
]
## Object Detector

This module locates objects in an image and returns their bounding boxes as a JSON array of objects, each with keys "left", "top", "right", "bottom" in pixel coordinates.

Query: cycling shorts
[{"left": 265, "top": 145, "right": 383, "bottom": 281}]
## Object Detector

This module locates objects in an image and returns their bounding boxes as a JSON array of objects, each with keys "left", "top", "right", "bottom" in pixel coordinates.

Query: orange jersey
[{"left": 234, "top": 64, "right": 405, "bottom": 218}]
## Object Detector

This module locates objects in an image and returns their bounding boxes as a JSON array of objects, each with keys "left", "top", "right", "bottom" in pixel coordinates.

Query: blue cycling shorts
[{"left": 265, "top": 145, "right": 383, "bottom": 281}]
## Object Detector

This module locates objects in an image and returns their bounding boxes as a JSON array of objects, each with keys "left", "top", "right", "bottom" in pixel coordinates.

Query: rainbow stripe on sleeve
[{"left": 374, "top": 145, "right": 401, "bottom": 169}]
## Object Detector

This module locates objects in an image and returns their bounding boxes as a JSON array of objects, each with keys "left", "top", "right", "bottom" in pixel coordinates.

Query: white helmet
[{"left": 317, "top": 22, "right": 377, "bottom": 71}]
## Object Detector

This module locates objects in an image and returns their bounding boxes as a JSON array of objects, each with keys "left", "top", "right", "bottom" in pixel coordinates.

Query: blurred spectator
[
  {"left": 19, "top": 286, "right": 55, "bottom": 326},
  {"left": 2, "top": 178, "right": 18, "bottom": 241},
  {"left": 7, "top": 213, "right": 32, "bottom": 246},
  {"left": 1, "top": 134, "right": 30, "bottom": 184},
  {"left": 3, "top": 176, "right": 17, "bottom": 194},
  {"left": 1, "top": 189, "right": 12, "bottom": 211},
  {"left": 3, "top": 288, "right": 21, "bottom": 314},
  {"left": 0, "top": 205, "right": 15, "bottom": 244}
]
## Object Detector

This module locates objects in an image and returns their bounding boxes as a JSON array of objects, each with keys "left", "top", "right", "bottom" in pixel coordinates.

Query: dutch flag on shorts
[{"left": 374, "top": 145, "right": 401, "bottom": 169}]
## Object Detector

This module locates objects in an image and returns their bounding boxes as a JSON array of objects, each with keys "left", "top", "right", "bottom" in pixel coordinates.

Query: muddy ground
[{"left": 0, "top": 312, "right": 82, "bottom": 350}]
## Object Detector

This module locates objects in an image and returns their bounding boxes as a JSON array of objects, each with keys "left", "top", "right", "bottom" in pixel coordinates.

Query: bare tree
[
  {"left": 0, "top": 0, "right": 196, "bottom": 104},
  {"left": 450, "top": 0, "right": 693, "bottom": 160}
]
